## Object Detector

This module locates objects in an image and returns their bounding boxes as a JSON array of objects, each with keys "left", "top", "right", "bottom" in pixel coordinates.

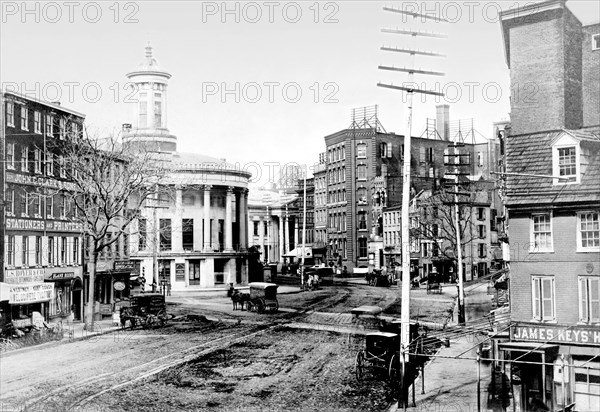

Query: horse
[{"left": 231, "top": 291, "right": 250, "bottom": 311}]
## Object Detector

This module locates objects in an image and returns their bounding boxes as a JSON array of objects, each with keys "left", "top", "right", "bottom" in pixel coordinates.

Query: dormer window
[{"left": 552, "top": 133, "right": 581, "bottom": 185}]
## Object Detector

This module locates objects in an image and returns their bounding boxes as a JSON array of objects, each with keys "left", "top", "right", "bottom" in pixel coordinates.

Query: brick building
[
  {"left": 2, "top": 92, "right": 85, "bottom": 323},
  {"left": 498, "top": 2, "right": 600, "bottom": 410}
]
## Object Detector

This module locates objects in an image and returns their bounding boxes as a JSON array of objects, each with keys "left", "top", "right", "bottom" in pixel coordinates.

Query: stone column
[
  {"left": 284, "top": 215, "right": 290, "bottom": 255},
  {"left": 278, "top": 214, "right": 284, "bottom": 261},
  {"left": 258, "top": 217, "right": 265, "bottom": 255},
  {"left": 294, "top": 217, "right": 299, "bottom": 249},
  {"left": 237, "top": 189, "right": 247, "bottom": 251},
  {"left": 203, "top": 185, "right": 211, "bottom": 252},
  {"left": 173, "top": 187, "right": 183, "bottom": 252},
  {"left": 225, "top": 187, "right": 234, "bottom": 251}
]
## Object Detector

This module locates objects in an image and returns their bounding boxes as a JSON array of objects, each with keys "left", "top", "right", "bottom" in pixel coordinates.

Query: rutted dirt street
[{"left": 0, "top": 282, "right": 456, "bottom": 411}]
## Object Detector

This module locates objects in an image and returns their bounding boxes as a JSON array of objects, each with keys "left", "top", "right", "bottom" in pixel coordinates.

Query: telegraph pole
[
  {"left": 300, "top": 166, "right": 307, "bottom": 289},
  {"left": 378, "top": 6, "right": 447, "bottom": 408}
]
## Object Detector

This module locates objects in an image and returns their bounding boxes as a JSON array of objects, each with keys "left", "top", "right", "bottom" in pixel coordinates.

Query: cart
[
  {"left": 247, "top": 282, "right": 278, "bottom": 313},
  {"left": 355, "top": 332, "right": 400, "bottom": 382},
  {"left": 119, "top": 293, "right": 168, "bottom": 328}
]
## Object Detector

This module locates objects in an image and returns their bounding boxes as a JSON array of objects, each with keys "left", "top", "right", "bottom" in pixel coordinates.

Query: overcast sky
[{"left": 2, "top": 1, "right": 598, "bottom": 186}]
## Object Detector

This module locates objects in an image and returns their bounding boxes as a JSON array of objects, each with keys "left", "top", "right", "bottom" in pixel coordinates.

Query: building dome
[{"left": 126, "top": 43, "right": 171, "bottom": 80}]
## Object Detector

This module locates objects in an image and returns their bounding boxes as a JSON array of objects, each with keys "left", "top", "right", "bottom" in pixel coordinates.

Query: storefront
[
  {"left": 6, "top": 282, "right": 54, "bottom": 327},
  {"left": 500, "top": 324, "right": 600, "bottom": 411},
  {"left": 44, "top": 268, "right": 82, "bottom": 321}
]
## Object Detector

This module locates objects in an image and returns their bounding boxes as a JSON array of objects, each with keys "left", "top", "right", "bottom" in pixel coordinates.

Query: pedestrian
[{"left": 342, "top": 266, "right": 348, "bottom": 278}]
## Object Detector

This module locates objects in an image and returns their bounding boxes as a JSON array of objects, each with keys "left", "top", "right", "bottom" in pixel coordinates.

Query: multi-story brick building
[
  {"left": 498, "top": 2, "right": 600, "bottom": 410},
  {"left": 313, "top": 153, "right": 328, "bottom": 253},
  {"left": 2, "top": 91, "right": 85, "bottom": 323}
]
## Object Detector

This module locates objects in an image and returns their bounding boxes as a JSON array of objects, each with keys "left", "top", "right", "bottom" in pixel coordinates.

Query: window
[
  {"left": 578, "top": 277, "right": 600, "bottom": 323},
  {"left": 22, "top": 236, "right": 29, "bottom": 266},
  {"left": 34, "top": 149, "right": 42, "bottom": 174},
  {"left": 139, "top": 93, "right": 147, "bottom": 127},
  {"left": 6, "top": 101, "right": 14, "bottom": 126},
  {"left": 253, "top": 221, "right": 259, "bottom": 236},
  {"left": 477, "top": 152, "right": 483, "bottom": 167},
  {"left": 34, "top": 111, "right": 41, "bottom": 133},
  {"left": 159, "top": 218, "right": 172, "bottom": 251},
  {"left": 45, "top": 114, "right": 53, "bottom": 136},
  {"left": 428, "top": 147, "right": 434, "bottom": 162},
  {"left": 532, "top": 276, "right": 555, "bottom": 321},
  {"left": 59, "top": 117, "right": 66, "bottom": 139},
  {"left": 6, "top": 190, "right": 14, "bottom": 215},
  {"left": 70, "top": 122, "right": 79, "bottom": 138},
  {"left": 20, "top": 106, "right": 28, "bottom": 130},
  {"left": 59, "top": 156, "right": 66, "bottom": 178},
  {"left": 21, "top": 192, "right": 28, "bottom": 216},
  {"left": 48, "top": 237, "right": 55, "bottom": 265},
  {"left": 478, "top": 243, "right": 487, "bottom": 258},
  {"left": 35, "top": 236, "right": 42, "bottom": 265},
  {"left": 531, "top": 214, "right": 553, "bottom": 252},
  {"left": 6, "top": 143, "right": 15, "bottom": 169},
  {"left": 182, "top": 219, "right": 194, "bottom": 250},
  {"left": 477, "top": 207, "right": 486, "bottom": 221},
  {"left": 558, "top": 147, "right": 577, "bottom": 182},
  {"left": 21, "top": 146, "right": 29, "bottom": 172},
  {"left": 357, "top": 143, "right": 366, "bottom": 158},
  {"left": 59, "top": 195, "right": 66, "bottom": 218},
  {"left": 46, "top": 195, "right": 54, "bottom": 217},
  {"left": 358, "top": 211, "right": 367, "bottom": 230},
  {"left": 381, "top": 142, "right": 388, "bottom": 158},
  {"left": 357, "top": 187, "right": 367, "bottom": 204},
  {"left": 6, "top": 235, "right": 15, "bottom": 266},
  {"left": 31, "top": 193, "right": 41, "bottom": 216},
  {"left": 154, "top": 93, "right": 162, "bottom": 127},
  {"left": 578, "top": 212, "right": 600, "bottom": 251},
  {"left": 46, "top": 152, "right": 54, "bottom": 176},
  {"left": 138, "top": 218, "right": 147, "bottom": 250},
  {"left": 358, "top": 238, "right": 368, "bottom": 258},
  {"left": 357, "top": 164, "right": 366, "bottom": 180},
  {"left": 73, "top": 237, "right": 80, "bottom": 264},
  {"left": 60, "top": 237, "right": 67, "bottom": 264},
  {"left": 478, "top": 225, "right": 486, "bottom": 239},
  {"left": 593, "top": 33, "right": 600, "bottom": 50},
  {"left": 189, "top": 260, "right": 201, "bottom": 285}
]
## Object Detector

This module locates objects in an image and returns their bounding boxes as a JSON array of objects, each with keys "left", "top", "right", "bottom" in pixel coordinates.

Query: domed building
[{"left": 126, "top": 44, "right": 252, "bottom": 290}]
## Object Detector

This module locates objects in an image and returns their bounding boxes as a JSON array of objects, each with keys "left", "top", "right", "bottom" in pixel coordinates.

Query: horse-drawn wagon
[
  {"left": 247, "top": 282, "right": 278, "bottom": 313},
  {"left": 119, "top": 293, "right": 168, "bottom": 328}
]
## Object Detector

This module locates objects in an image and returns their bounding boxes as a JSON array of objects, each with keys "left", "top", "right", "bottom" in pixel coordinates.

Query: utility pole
[
  {"left": 378, "top": 6, "right": 447, "bottom": 408},
  {"left": 145, "top": 183, "right": 168, "bottom": 293}
]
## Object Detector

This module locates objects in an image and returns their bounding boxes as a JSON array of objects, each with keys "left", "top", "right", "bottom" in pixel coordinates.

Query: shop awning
[{"left": 283, "top": 247, "right": 312, "bottom": 258}]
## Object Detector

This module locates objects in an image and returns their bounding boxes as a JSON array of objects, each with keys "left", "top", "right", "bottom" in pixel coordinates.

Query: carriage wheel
[
  {"left": 145, "top": 315, "right": 157, "bottom": 328},
  {"left": 157, "top": 310, "right": 168, "bottom": 326},
  {"left": 355, "top": 351, "right": 365, "bottom": 381},
  {"left": 388, "top": 355, "right": 400, "bottom": 385}
]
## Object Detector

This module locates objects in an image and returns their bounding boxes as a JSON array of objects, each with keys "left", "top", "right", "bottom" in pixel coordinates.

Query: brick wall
[
  {"left": 582, "top": 24, "right": 600, "bottom": 127},
  {"left": 509, "top": 209, "right": 600, "bottom": 324}
]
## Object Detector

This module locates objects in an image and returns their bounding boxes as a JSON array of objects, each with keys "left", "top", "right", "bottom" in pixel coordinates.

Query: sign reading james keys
[{"left": 512, "top": 324, "right": 600, "bottom": 346}]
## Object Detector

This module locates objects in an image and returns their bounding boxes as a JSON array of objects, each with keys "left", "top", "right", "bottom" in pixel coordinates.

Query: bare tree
[
  {"left": 409, "top": 183, "right": 485, "bottom": 271},
  {"left": 49, "top": 126, "right": 167, "bottom": 330}
]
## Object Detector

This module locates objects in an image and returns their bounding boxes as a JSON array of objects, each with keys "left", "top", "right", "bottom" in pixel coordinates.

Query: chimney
[{"left": 436, "top": 104, "right": 450, "bottom": 141}]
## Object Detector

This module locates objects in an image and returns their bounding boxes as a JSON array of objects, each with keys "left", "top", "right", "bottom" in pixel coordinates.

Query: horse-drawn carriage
[
  {"left": 355, "top": 332, "right": 400, "bottom": 382},
  {"left": 119, "top": 293, "right": 168, "bottom": 328},
  {"left": 366, "top": 269, "right": 392, "bottom": 287},
  {"left": 247, "top": 282, "right": 278, "bottom": 313}
]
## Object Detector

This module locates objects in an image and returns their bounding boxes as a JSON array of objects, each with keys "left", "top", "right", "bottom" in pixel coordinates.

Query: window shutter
[
  {"left": 579, "top": 277, "right": 588, "bottom": 322},
  {"left": 532, "top": 278, "right": 541, "bottom": 320},
  {"left": 541, "top": 278, "right": 554, "bottom": 320},
  {"left": 591, "top": 278, "right": 600, "bottom": 322},
  {"left": 388, "top": 143, "right": 393, "bottom": 158}
]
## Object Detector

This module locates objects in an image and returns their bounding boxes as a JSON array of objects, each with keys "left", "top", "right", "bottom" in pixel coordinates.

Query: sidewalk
[{"left": 388, "top": 282, "right": 497, "bottom": 411}]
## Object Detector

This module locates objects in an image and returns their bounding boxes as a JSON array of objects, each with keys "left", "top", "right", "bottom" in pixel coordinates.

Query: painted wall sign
[
  {"left": 9, "top": 283, "right": 54, "bottom": 304},
  {"left": 4, "top": 268, "right": 45, "bottom": 284},
  {"left": 5, "top": 218, "right": 83, "bottom": 233},
  {"left": 113, "top": 261, "right": 135, "bottom": 272},
  {"left": 48, "top": 272, "right": 74, "bottom": 281},
  {"left": 99, "top": 303, "right": 113, "bottom": 315},
  {"left": 512, "top": 324, "right": 600, "bottom": 346},
  {"left": 6, "top": 171, "right": 77, "bottom": 191}
]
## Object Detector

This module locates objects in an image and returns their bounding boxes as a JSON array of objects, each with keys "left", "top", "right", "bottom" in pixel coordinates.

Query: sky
[{"left": 2, "top": 1, "right": 598, "bottom": 187}]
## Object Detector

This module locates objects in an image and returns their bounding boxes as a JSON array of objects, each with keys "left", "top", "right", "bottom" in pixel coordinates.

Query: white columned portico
[
  {"left": 225, "top": 187, "right": 234, "bottom": 251},
  {"left": 237, "top": 189, "right": 247, "bottom": 251},
  {"left": 203, "top": 185, "right": 211, "bottom": 252},
  {"left": 258, "top": 217, "right": 265, "bottom": 254}
]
